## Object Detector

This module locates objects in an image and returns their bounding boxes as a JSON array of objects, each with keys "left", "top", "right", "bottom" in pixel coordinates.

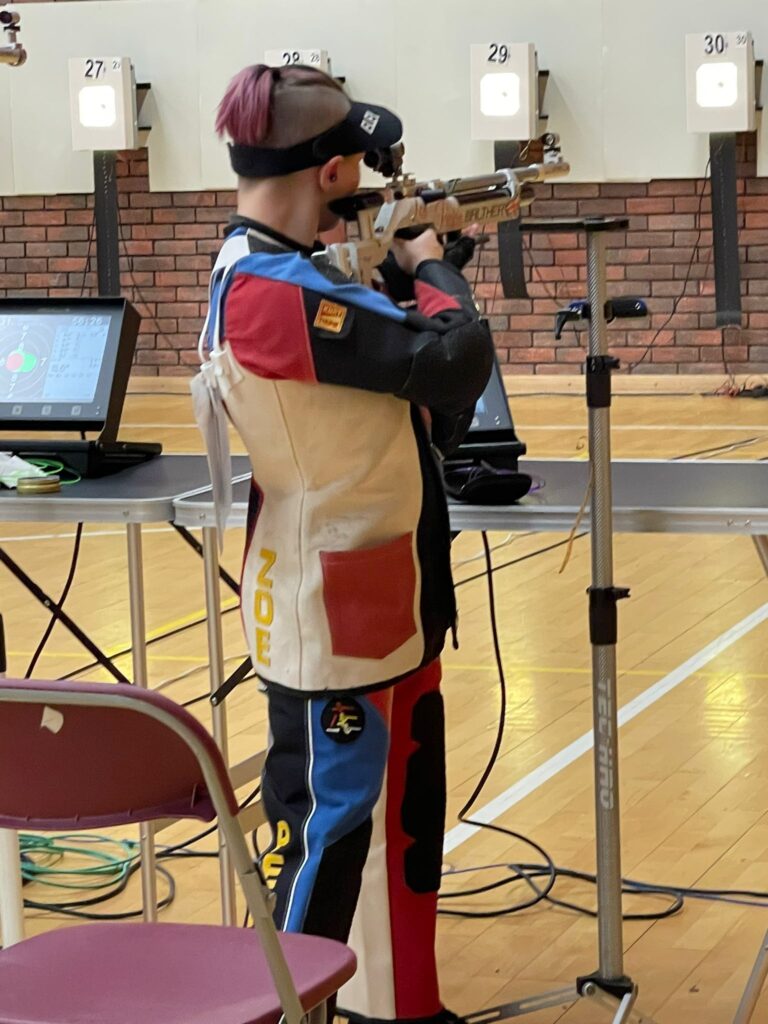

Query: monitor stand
[{"left": 0, "top": 438, "right": 162, "bottom": 478}]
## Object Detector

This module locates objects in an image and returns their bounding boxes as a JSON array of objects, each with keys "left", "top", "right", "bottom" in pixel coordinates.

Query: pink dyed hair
[{"left": 216, "top": 63, "right": 348, "bottom": 148}]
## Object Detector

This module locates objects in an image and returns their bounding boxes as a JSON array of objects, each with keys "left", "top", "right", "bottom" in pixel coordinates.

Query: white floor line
[
  {"left": 444, "top": 600, "right": 768, "bottom": 854},
  {"left": 121, "top": 423, "right": 768, "bottom": 433},
  {"left": 0, "top": 526, "right": 177, "bottom": 543},
  {"left": 517, "top": 424, "right": 768, "bottom": 433}
]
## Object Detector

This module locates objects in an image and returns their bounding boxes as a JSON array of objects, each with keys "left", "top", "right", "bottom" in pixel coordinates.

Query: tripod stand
[{"left": 466, "top": 217, "right": 657, "bottom": 1024}]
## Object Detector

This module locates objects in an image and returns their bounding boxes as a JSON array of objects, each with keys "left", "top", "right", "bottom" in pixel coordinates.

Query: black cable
[
  {"left": 25, "top": 784, "right": 262, "bottom": 920},
  {"left": 439, "top": 534, "right": 558, "bottom": 919},
  {"left": 25, "top": 523, "right": 84, "bottom": 678},
  {"left": 455, "top": 533, "right": 587, "bottom": 589},
  {"left": 671, "top": 435, "right": 764, "bottom": 461},
  {"left": 154, "top": 783, "right": 262, "bottom": 859},
  {"left": 181, "top": 692, "right": 212, "bottom": 709},
  {"left": 627, "top": 159, "right": 712, "bottom": 373},
  {"left": 77, "top": 207, "right": 96, "bottom": 298},
  {"left": 117, "top": 207, "right": 179, "bottom": 351},
  {"left": 59, "top": 604, "right": 240, "bottom": 680},
  {"left": 24, "top": 861, "right": 175, "bottom": 920},
  {"left": 20, "top": 212, "right": 95, "bottom": 679},
  {"left": 440, "top": 533, "right": 686, "bottom": 923}
]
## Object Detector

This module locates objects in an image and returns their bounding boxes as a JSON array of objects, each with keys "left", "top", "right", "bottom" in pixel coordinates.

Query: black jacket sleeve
[{"left": 303, "top": 259, "right": 494, "bottom": 418}]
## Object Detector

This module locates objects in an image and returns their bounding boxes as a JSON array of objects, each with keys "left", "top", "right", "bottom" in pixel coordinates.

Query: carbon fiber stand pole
[
  {"left": 464, "top": 218, "right": 655, "bottom": 1024},
  {"left": 582, "top": 227, "right": 629, "bottom": 986}
]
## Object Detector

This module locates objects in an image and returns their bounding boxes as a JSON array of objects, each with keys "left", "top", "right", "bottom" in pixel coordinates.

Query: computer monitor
[
  {"left": 0, "top": 297, "right": 140, "bottom": 438},
  {"left": 458, "top": 355, "right": 526, "bottom": 459}
]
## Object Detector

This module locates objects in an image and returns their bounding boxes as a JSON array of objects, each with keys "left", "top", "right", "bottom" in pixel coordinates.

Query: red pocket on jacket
[{"left": 320, "top": 533, "right": 418, "bottom": 660}]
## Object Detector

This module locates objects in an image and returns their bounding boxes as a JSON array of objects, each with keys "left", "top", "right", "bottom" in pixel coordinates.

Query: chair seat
[{"left": 0, "top": 923, "right": 357, "bottom": 1024}]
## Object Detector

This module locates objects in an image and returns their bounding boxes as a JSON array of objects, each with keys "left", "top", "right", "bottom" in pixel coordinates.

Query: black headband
[{"left": 228, "top": 101, "right": 403, "bottom": 178}]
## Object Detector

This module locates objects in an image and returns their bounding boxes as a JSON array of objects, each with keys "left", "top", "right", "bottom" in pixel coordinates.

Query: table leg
[
  {"left": 753, "top": 536, "right": 768, "bottom": 578},
  {"left": 126, "top": 523, "right": 158, "bottom": 923},
  {"left": 0, "top": 829, "right": 24, "bottom": 948},
  {"left": 733, "top": 930, "right": 768, "bottom": 1024},
  {"left": 202, "top": 525, "right": 237, "bottom": 926}
]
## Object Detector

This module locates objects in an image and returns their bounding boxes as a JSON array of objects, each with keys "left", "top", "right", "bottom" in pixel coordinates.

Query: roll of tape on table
[{"left": 16, "top": 475, "right": 61, "bottom": 495}]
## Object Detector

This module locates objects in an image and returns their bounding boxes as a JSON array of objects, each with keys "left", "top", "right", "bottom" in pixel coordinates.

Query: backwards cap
[{"left": 217, "top": 64, "right": 403, "bottom": 178}]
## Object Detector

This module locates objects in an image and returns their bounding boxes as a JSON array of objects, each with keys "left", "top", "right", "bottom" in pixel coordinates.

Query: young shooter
[{"left": 197, "top": 63, "right": 494, "bottom": 1024}]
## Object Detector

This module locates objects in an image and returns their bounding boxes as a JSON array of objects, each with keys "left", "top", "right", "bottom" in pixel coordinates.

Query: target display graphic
[
  {"left": 0, "top": 313, "right": 109, "bottom": 407},
  {"left": 0, "top": 329, "right": 48, "bottom": 402}
]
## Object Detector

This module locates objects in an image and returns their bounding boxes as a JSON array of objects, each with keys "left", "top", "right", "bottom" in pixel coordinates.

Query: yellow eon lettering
[
  {"left": 255, "top": 629, "right": 271, "bottom": 668},
  {"left": 258, "top": 548, "right": 276, "bottom": 589},
  {"left": 254, "top": 548, "right": 277, "bottom": 668}
]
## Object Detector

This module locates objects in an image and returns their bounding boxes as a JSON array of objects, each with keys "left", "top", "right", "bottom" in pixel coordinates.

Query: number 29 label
[{"left": 487, "top": 43, "right": 510, "bottom": 65}]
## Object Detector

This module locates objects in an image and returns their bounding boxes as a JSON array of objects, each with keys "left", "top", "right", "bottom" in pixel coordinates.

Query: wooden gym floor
[{"left": 1, "top": 376, "right": 767, "bottom": 1023}]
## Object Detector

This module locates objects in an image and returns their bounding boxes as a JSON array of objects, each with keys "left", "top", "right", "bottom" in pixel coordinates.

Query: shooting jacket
[{"left": 198, "top": 219, "right": 493, "bottom": 694}]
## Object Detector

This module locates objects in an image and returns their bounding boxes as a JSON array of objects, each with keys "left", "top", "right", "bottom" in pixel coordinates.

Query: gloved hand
[
  {"left": 443, "top": 232, "right": 481, "bottom": 270},
  {"left": 377, "top": 228, "right": 483, "bottom": 302}
]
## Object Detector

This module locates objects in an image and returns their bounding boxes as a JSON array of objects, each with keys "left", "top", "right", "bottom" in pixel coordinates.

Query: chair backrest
[
  {"left": 0, "top": 678, "right": 308, "bottom": 1024},
  {"left": 0, "top": 679, "right": 238, "bottom": 831}
]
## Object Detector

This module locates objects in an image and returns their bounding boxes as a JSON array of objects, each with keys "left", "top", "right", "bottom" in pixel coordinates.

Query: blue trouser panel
[{"left": 260, "top": 689, "right": 389, "bottom": 941}]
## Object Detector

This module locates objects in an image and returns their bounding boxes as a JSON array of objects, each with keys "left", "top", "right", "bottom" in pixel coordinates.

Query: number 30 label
[{"left": 703, "top": 33, "right": 727, "bottom": 55}]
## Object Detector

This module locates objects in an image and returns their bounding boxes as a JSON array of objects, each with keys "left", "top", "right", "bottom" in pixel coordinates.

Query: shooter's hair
[{"left": 216, "top": 64, "right": 349, "bottom": 149}]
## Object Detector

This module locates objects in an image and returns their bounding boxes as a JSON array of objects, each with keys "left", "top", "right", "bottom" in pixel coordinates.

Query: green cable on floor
[{"left": 19, "top": 834, "right": 139, "bottom": 891}]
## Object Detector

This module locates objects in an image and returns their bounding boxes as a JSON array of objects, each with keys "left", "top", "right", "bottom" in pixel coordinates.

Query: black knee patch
[{"left": 401, "top": 691, "right": 446, "bottom": 894}]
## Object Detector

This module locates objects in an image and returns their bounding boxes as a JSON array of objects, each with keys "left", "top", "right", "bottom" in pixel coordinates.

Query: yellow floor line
[
  {"left": 10, "top": 652, "right": 765, "bottom": 680},
  {"left": 7, "top": 598, "right": 241, "bottom": 666},
  {"left": 8, "top": 651, "right": 230, "bottom": 666}
]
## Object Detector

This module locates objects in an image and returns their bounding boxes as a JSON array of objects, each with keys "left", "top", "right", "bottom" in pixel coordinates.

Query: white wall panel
[
  {"left": 0, "top": 71, "right": 14, "bottom": 194},
  {"left": 603, "top": 0, "right": 768, "bottom": 179},
  {"left": 397, "top": 0, "right": 606, "bottom": 180},
  {"left": 197, "top": 0, "right": 399, "bottom": 190},
  {"left": 2, "top": 0, "right": 766, "bottom": 195},
  {"left": 6, "top": 0, "right": 200, "bottom": 195},
  {"left": 393, "top": 0, "right": 605, "bottom": 182}
]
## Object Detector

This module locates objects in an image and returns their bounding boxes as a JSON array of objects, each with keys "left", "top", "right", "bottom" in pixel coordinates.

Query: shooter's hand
[{"left": 392, "top": 228, "right": 444, "bottom": 276}]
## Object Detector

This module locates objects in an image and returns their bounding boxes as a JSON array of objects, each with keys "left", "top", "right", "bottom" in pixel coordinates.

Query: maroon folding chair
[{"left": 0, "top": 679, "right": 356, "bottom": 1024}]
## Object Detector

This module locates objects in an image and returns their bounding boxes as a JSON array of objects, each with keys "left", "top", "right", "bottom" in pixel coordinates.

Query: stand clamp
[
  {"left": 577, "top": 972, "right": 634, "bottom": 1002},
  {"left": 589, "top": 586, "right": 631, "bottom": 647},
  {"left": 586, "top": 355, "right": 620, "bottom": 409}
]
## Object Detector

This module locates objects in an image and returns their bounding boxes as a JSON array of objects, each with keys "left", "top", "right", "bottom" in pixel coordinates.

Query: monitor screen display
[
  {"left": 0, "top": 302, "right": 128, "bottom": 430},
  {"left": 469, "top": 359, "right": 514, "bottom": 434}
]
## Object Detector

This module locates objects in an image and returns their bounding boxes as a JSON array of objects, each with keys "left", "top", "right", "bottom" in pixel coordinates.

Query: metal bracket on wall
[
  {"left": 494, "top": 140, "right": 530, "bottom": 299},
  {"left": 709, "top": 133, "right": 742, "bottom": 328}
]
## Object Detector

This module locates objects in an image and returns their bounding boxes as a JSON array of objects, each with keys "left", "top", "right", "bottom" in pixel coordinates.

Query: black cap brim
[
  {"left": 314, "top": 101, "right": 403, "bottom": 161},
  {"left": 229, "top": 100, "right": 403, "bottom": 179}
]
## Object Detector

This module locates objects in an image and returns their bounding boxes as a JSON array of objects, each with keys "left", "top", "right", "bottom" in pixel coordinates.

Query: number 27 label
[{"left": 83, "top": 58, "right": 121, "bottom": 78}]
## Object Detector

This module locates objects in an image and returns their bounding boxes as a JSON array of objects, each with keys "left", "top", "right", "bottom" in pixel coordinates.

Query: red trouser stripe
[{"left": 385, "top": 660, "right": 443, "bottom": 1020}]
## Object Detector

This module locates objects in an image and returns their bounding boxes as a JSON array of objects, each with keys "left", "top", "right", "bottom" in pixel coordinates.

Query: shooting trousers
[{"left": 261, "top": 660, "right": 446, "bottom": 1023}]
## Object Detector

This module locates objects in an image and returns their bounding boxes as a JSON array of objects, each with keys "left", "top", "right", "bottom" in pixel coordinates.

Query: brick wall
[{"left": 2, "top": 141, "right": 768, "bottom": 376}]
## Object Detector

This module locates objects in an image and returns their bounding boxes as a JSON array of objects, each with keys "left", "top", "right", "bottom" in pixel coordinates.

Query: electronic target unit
[{"left": 0, "top": 298, "right": 161, "bottom": 478}]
